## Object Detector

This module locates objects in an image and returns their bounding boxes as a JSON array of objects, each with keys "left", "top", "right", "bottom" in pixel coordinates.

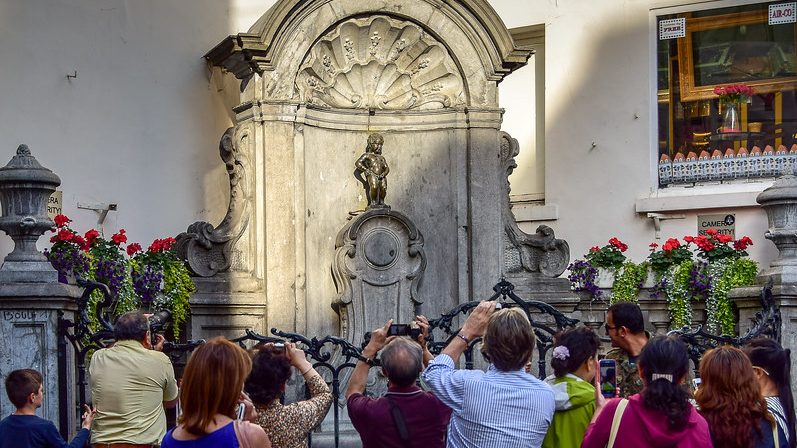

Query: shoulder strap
[
  {"left": 386, "top": 394, "right": 411, "bottom": 446},
  {"left": 234, "top": 420, "right": 252, "bottom": 448},
  {"left": 773, "top": 420, "right": 780, "bottom": 448},
  {"left": 607, "top": 399, "right": 629, "bottom": 448}
]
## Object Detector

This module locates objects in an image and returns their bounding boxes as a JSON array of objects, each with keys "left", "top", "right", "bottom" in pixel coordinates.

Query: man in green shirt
[
  {"left": 604, "top": 302, "right": 649, "bottom": 398},
  {"left": 89, "top": 311, "right": 178, "bottom": 447}
]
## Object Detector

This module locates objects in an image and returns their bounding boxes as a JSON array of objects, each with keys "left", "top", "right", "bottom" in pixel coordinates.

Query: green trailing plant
[
  {"left": 707, "top": 257, "right": 758, "bottom": 335},
  {"left": 665, "top": 260, "right": 695, "bottom": 329},
  {"left": 611, "top": 261, "right": 648, "bottom": 304}
]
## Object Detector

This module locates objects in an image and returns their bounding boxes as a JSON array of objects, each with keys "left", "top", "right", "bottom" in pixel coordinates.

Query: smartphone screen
[
  {"left": 599, "top": 359, "right": 617, "bottom": 398},
  {"left": 388, "top": 324, "right": 408, "bottom": 336}
]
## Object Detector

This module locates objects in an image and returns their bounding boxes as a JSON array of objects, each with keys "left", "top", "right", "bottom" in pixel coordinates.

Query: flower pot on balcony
[
  {"left": 595, "top": 268, "right": 616, "bottom": 289},
  {"left": 642, "top": 268, "right": 657, "bottom": 289}
]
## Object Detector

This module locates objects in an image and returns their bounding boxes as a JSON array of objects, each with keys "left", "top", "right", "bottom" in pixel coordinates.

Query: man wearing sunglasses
[{"left": 604, "top": 302, "right": 650, "bottom": 398}]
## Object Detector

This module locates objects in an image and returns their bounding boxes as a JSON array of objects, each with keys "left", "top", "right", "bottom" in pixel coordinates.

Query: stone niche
[{"left": 195, "top": 0, "right": 569, "bottom": 339}]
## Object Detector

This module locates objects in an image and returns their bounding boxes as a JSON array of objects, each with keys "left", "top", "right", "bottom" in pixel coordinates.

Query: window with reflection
[{"left": 657, "top": 2, "right": 796, "bottom": 187}]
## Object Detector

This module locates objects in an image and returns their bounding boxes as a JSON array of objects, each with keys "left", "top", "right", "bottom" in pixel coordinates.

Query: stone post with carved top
[{"left": 0, "top": 144, "right": 83, "bottom": 439}]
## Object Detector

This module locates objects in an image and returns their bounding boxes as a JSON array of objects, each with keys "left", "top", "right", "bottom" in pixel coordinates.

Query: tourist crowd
[{"left": 0, "top": 304, "right": 794, "bottom": 448}]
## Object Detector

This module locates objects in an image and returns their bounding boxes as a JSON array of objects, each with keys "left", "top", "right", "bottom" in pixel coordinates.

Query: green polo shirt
[{"left": 89, "top": 340, "right": 178, "bottom": 444}]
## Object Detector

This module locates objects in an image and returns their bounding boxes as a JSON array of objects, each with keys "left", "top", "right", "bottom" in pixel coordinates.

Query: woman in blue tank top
[{"left": 161, "top": 337, "right": 271, "bottom": 448}]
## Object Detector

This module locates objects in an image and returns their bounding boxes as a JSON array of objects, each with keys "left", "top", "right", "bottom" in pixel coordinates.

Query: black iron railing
[{"left": 58, "top": 278, "right": 781, "bottom": 446}]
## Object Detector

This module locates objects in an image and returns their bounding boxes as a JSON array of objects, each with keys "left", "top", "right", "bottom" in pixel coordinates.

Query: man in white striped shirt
[{"left": 423, "top": 302, "right": 555, "bottom": 448}]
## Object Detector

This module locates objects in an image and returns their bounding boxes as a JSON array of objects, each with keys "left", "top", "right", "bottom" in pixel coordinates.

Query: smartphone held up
[{"left": 599, "top": 358, "right": 617, "bottom": 398}]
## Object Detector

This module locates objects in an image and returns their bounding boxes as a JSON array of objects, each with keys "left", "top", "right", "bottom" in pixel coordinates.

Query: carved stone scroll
[
  {"left": 175, "top": 126, "right": 251, "bottom": 277},
  {"left": 296, "top": 16, "right": 464, "bottom": 110},
  {"left": 500, "top": 132, "right": 570, "bottom": 278}
]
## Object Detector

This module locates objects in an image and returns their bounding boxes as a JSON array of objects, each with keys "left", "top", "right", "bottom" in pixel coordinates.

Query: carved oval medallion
[
  {"left": 296, "top": 16, "right": 464, "bottom": 110},
  {"left": 362, "top": 229, "right": 399, "bottom": 269}
]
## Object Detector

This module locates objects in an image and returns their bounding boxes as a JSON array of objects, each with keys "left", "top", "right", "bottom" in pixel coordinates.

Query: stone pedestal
[
  {"left": 0, "top": 283, "right": 82, "bottom": 437},
  {"left": 188, "top": 273, "right": 266, "bottom": 340}
]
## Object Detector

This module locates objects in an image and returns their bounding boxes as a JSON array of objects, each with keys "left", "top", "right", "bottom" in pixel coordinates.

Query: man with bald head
[{"left": 346, "top": 318, "right": 451, "bottom": 448}]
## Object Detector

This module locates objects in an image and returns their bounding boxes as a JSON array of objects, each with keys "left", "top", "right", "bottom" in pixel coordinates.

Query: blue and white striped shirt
[{"left": 423, "top": 354, "right": 555, "bottom": 448}]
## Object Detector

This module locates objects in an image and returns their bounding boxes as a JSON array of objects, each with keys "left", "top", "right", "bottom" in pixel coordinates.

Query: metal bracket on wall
[
  {"left": 77, "top": 202, "right": 117, "bottom": 225},
  {"left": 647, "top": 212, "right": 686, "bottom": 239}
]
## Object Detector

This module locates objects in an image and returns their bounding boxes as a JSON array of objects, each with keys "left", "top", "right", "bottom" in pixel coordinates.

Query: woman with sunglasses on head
[
  {"left": 744, "top": 338, "right": 795, "bottom": 448},
  {"left": 696, "top": 345, "right": 786, "bottom": 448}
]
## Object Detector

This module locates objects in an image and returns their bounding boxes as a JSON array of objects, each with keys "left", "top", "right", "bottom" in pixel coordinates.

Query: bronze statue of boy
[{"left": 355, "top": 133, "right": 389, "bottom": 207}]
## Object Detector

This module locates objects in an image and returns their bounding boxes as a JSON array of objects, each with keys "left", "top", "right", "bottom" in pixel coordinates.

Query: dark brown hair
[
  {"left": 483, "top": 308, "right": 535, "bottom": 371},
  {"left": 178, "top": 337, "right": 252, "bottom": 435},
  {"left": 245, "top": 344, "right": 292, "bottom": 406},
  {"left": 5, "top": 369, "right": 42, "bottom": 408},
  {"left": 638, "top": 336, "right": 691, "bottom": 431},
  {"left": 607, "top": 302, "right": 645, "bottom": 333},
  {"left": 744, "top": 338, "right": 796, "bottom": 444},
  {"left": 550, "top": 327, "right": 600, "bottom": 377},
  {"left": 696, "top": 345, "right": 772, "bottom": 448}
]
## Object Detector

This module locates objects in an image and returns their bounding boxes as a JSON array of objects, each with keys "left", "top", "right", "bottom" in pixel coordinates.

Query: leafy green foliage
[{"left": 611, "top": 262, "right": 648, "bottom": 304}]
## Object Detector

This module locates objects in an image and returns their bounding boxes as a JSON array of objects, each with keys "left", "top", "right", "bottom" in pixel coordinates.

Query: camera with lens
[
  {"left": 388, "top": 321, "right": 422, "bottom": 340},
  {"left": 148, "top": 310, "right": 172, "bottom": 346}
]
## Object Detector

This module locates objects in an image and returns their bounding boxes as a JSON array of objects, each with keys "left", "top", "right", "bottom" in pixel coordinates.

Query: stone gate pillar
[
  {"left": 0, "top": 145, "right": 83, "bottom": 438},
  {"left": 731, "top": 170, "right": 797, "bottom": 398}
]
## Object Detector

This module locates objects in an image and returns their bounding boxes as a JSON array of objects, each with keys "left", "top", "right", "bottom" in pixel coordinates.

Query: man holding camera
[
  {"left": 423, "top": 302, "right": 555, "bottom": 448},
  {"left": 346, "top": 316, "right": 451, "bottom": 448},
  {"left": 89, "top": 311, "right": 178, "bottom": 448}
]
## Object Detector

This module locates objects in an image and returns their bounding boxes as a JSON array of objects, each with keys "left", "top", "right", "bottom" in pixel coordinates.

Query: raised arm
[{"left": 345, "top": 320, "right": 392, "bottom": 399}]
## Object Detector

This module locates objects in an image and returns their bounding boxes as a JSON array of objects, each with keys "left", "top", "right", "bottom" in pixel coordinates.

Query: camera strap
[{"left": 386, "top": 394, "right": 411, "bottom": 445}]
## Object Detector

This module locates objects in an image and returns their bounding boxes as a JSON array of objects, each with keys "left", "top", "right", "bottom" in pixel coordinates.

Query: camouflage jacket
[{"left": 606, "top": 348, "right": 643, "bottom": 398}]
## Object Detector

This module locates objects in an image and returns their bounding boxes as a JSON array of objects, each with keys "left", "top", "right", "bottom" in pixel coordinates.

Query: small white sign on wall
[
  {"left": 697, "top": 213, "right": 735, "bottom": 238},
  {"left": 659, "top": 18, "right": 686, "bottom": 40},
  {"left": 47, "top": 191, "right": 62, "bottom": 219},
  {"left": 770, "top": 2, "right": 796, "bottom": 25}
]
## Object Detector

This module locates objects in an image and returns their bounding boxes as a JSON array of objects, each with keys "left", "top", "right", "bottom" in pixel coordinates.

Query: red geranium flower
[
  {"left": 706, "top": 228, "right": 718, "bottom": 236},
  {"left": 54, "top": 214, "right": 70, "bottom": 228},
  {"left": 73, "top": 235, "right": 88, "bottom": 251},
  {"left": 608, "top": 237, "right": 628, "bottom": 252},
  {"left": 127, "top": 242, "right": 142, "bottom": 256},
  {"left": 734, "top": 236, "right": 754, "bottom": 251},
  {"left": 716, "top": 234, "right": 733, "bottom": 244},
  {"left": 590, "top": 246, "right": 600, "bottom": 253},
  {"left": 662, "top": 238, "right": 681, "bottom": 252},
  {"left": 683, "top": 236, "right": 694, "bottom": 243},
  {"left": 85, "top": 229, "right": 100, "bottom": 246},
  {"left": 649, "top": 243, "right": 659, "bottom": 249},
  {"left": 148, "top": 237, "right": 177, "bottom": 253},
  {"left": 111, "top": 229, "right": 127, "bottom": 245},
  {"left": 57, "top": 229, "right": 74, "bottom": 242}
]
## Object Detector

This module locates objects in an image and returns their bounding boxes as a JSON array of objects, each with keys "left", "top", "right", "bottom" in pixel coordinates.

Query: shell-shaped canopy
[{"left": 296, "top": 16, "right": 464, "bottom": 110}]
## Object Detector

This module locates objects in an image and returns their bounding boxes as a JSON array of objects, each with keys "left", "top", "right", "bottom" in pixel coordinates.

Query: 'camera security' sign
[{"left": 697, "top": 214, "right": 735, "bottom": 238}]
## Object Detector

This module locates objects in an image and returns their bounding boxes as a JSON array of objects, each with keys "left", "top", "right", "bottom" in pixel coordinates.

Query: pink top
[{"left": 582, "top": 394, "right": 712, "bottom": 448}]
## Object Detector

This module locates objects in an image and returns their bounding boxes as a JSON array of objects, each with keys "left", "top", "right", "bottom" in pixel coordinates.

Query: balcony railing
[{"left": 659, "top": 144, "right": 797, "bottom": 186}]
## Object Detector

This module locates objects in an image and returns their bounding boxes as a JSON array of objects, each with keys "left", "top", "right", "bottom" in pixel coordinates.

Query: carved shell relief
[{"left": 296, "top": 16, "right": 465, "bottom": 110}]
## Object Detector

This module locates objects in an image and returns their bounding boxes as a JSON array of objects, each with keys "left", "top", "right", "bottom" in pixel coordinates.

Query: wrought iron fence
[{"left": 57, "top": 278, "right": 781, "bottom": 446}]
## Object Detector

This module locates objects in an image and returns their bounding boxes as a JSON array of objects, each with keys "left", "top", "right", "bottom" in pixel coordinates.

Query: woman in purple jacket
[{"left": 582, "top": 336, "right": 712, "bottom": 448}]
